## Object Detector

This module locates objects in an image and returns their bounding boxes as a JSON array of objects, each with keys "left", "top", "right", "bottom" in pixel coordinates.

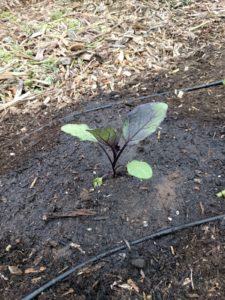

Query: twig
[
  {"left": 42, "top": 209, "right": 96, "bottom": 221},
  {"left": 0, "top": 92, "right": 36, "bottom": 112},
  {"left": 190, "top": 267, "right": 195, "bottom": 290}
]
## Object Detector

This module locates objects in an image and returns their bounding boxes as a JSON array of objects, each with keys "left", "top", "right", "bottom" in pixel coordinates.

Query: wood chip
[
  {"left": 24, "top": 266, "right": 46, "bottom": 274},
  {"left": 8, "top": 266, "right": 22, "bottom": 275},
  {"left": 127, "top": 278, "right": 139, "bottom": 293},
  {"left": 70, "top": 43, "right": 85, "bottom": 51},
  {"left": 1, "top": 0, "right": 224, "bottom": 114}
]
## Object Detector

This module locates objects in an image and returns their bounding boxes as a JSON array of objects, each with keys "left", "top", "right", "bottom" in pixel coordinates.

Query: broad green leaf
[
  {"left": 122, "top": 102, "right": 168, "bottom": 145},
  {"left": 223, "top": 79, "right": 225, "bottom": 85},
  {"left": 93, "top": 177, "right": 103, "bottom": 188},
  {"left": 127, "top": 160, "right": 152, "bottom": 179},
  {"left": 61, "top": 124, "right": 97, "bottom": 142},
  {"left": 87, "top": 127, "right": 119, "bottom": 147}
]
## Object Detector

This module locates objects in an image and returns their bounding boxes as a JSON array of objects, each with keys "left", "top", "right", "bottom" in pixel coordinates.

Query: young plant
[{"left": 61, "top": 102, "right": 168, "bottom": 180}]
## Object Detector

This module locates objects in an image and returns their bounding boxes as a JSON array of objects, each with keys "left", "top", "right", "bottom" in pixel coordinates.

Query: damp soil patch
[{"left": 0, "top": 96, "right": 225, "bottom": 299}]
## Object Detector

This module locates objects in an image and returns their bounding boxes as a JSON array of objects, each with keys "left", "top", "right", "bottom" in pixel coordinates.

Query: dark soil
[{"left": 0, "top": 49, "right": 225, "bottom": 299}]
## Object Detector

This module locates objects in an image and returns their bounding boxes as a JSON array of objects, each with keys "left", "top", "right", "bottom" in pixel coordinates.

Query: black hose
[
  {"left": 22, "top": 213, "right": 225, "bottom": 300},
  {"left": 20, "top": 79, "right": 224, "bottom": 140},
  {"left": 135, "top": 79, "right": 224, "bottom": 101},
  {"left": 61, "top": 79, "right": 224, "bottom": 123}
]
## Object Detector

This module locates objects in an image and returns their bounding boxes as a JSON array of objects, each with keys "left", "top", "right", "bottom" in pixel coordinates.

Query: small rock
[
  {"left": 80, "top": 52, "right": 94, "bottom": 61},
  {"left": 58, "top": 57, "right": 72, "bottom": 65},
  {"left": 194, "top": 185, "right": 200, "bottom": 192},
  {"left": 48, "top": 239, "right": 58, "bottom": 248},
  {"left": 0, "top": 196, "right": 7, "bottom": 203},
  {"left": 131, "top": 258, "right": 145, "bottom": 269},
  {"left": 143, "top": 220, "right": 148, "bottom": 227},
  {"left": 194, "top": 178, "right": 201, "bottom": 184}
]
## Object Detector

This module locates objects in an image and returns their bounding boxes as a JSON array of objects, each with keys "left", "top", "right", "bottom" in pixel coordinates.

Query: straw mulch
[{"left": 0, "top": 0, "right": 224, "bottom": 114}]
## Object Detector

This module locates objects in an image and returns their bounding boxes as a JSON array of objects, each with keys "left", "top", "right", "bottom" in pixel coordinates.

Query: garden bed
[
  {"left": 1, "top": 78, "right": 225, "bottom": 299},
  {"left": 0, "top": 1, "right": 225, "bottom": 299}
]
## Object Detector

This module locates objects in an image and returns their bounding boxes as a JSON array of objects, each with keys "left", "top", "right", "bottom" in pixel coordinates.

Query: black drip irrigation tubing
[
  {"left": 22, "top": 213, "right": 225, "bottom": 300},
  {"left": 20, "top": 79, "right": 224, "bottom": 140},
  {"left": 61, "top": 79, "right": 224, "bottom": 123}
]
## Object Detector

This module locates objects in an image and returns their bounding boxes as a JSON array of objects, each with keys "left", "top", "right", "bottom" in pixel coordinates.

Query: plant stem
[
  {"left": 98, "top": 142, "right": 128, "bottom": 178},
  {"left": 111, "top": 147, "right": 118, "bottom": 177},
  {"left": 112, "top": 142, "right": 128, "bottom": 172},
  {"left": 98, "top": 143, "right": 115, "bottom": 176}
]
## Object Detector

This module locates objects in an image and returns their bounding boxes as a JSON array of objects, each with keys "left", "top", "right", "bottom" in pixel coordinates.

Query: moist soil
[{"left": 0, "top": 57, "right": 225, "bottom": 299}]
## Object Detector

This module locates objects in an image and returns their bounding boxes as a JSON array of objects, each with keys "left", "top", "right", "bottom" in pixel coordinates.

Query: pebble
[
  {"left": 131, "top": 258, "right": 145, "bottom": 269},
  {"left": 58, "top": 57, "right": 72, "bottom": 65},
  {"left": 194, "top": 178, "right": 201, "bottom": 184},
  {"left": 143, "top": 220, "right": 148, "bottom": 227}
]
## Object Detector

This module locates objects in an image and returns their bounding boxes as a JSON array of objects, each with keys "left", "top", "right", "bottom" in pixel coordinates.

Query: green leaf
[
  {"left": 223, "top": 79, "right": 225, "bottom": 85},
  {"left": 93, "top": 177, "right": 103, "bottom": 188},
  {"left": 127, "top": 160, "right": 153, "bottom": 179},
  {"left": 216, "top": 189, "right": 225, "bottom": 198},
  {"left": 87, "top": 127, "right": 119, "bottom": 147},
  {"left": 122, "top": 102, "right": 168, "bottom": 145},
  {"left": 61, "top": 124, "right": 97, "bottom": 142}
]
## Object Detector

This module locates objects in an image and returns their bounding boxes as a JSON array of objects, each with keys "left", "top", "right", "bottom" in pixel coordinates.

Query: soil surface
[{"left": 1, "top": 41, "right": 225, "bottom": 300}]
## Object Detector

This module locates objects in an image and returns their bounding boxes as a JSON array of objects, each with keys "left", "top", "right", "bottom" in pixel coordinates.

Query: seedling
[
  {"left": 216, "top": 189, "right": 225, "bottom": 198},
  {"left": 61, "top": 102, "right": 168, "bottom": 180}
]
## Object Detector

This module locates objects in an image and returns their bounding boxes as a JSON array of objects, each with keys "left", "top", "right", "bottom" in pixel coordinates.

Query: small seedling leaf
[
  {"left": 93, "top": 177, "right": 103, "bottom": 188},
  {"left": 127, "top": 160, "right": 152, "bottom": 179},
  {"left": 122, "top": 102, "right": 168, "bottom": 145},
  {"left": 216, "top": 190, "right": 225, "bottom": 198},
  {"left": 61, "top": 124, "right": 97, "bottom": 142},
  {"left": 87, "top": 127, "right": 119, "bottom": 147}
]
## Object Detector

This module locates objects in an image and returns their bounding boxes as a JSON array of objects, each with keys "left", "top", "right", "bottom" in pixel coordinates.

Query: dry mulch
[{"left": 0, "top": 0, "right": 225, "bottom": 115}]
